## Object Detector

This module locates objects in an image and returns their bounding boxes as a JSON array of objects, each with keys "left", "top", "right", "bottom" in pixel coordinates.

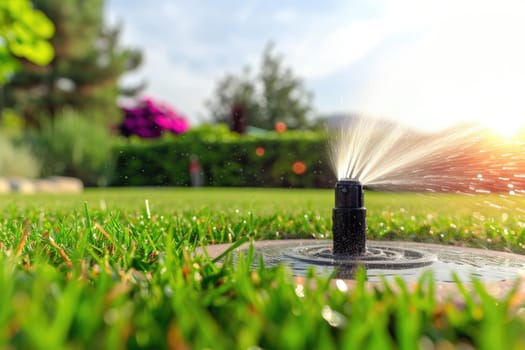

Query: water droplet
[
  {"left": 163, "top": 286, "right": 173, "bottom": 296},
  {"left": 194, "top": 272, "right": 202, "bottom": 282},
  {"left": 335, "top": 279, "right": 348, "bottom": 292},
  {"left": 321, "top": 305, "right": 347, "bottom": 328},
  {"left": 295, "top": 284, "right": 305, "bottom": 298}
]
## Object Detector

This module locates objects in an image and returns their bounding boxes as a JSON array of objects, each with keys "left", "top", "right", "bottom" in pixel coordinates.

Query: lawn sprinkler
[
  {"left": 202, "top": 117, "right": 525, "bottom": 286},
  {"left": 332, "top": 179, "right": 366, "bottom": 256}
]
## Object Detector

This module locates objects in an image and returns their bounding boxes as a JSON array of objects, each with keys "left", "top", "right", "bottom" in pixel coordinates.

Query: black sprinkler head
[{"left": 332, "top": 179, "right": 366, "bottom": 256}]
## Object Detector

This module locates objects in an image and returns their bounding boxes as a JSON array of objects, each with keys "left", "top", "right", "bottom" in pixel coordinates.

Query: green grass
[{"left": 1, "top": 188, "right": 525, "bottom": 349}]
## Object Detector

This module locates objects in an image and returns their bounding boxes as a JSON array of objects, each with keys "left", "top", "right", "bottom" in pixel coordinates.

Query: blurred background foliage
[
  {"left": 3, "top": 0, "right": 143, "bottom": 128},
  {"left": 206, "top": 43, "right": 315, "bottom": 132},
  {"left": 0, "top": 132, "right": 41, "bottom": 178},
  {"left": 25, "top": 108, "right": 117, "bottom": 186},
  {"left": 0, "top": 0, "right": 55, "bottom": 83},
  {"left": 0, "top": 0, "right": 323, "bottom": 187},
  {"left": 112, "top": 124, "right": 332, "bottom": 188}
]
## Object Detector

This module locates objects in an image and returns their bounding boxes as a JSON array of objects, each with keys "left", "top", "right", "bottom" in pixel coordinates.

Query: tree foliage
[
  {"left": 0, "top": 0, "right": 55, "bottom": 83},
  {"left": 4, "top": 0, "right": 143, "bottom": 127},
  {"left": 207, "top": 43, "right": 314, "bottom": 131}
]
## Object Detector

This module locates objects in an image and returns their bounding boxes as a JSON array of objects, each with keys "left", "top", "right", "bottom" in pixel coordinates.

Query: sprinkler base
[
  {"left": 284, "top": 243, "right": 436, "bottom": 269},
  {"left": 201, "top": 239, "right": 525, "bottom": 283}
]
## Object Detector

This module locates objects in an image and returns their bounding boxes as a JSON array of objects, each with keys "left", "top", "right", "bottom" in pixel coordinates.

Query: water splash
[{"left": 330, "top": 116, "right": 525, "bottom": 193}]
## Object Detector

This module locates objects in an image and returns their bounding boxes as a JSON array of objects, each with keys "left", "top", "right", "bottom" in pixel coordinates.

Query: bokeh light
[
  {"left": 275, "top": 122, "right": 287, "bottom": 133},
  {"left": 292, "top": 161, "right": 307, "bottom": 175}
]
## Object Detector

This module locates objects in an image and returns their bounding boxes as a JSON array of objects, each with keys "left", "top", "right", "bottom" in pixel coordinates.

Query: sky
[{"left": 106, "top": 0, "right": 525, "bottom": 135}]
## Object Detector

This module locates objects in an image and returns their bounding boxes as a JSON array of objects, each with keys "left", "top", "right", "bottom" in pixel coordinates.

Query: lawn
[{"left": 1, "top": 188, "right": 525, "bottom": 348}]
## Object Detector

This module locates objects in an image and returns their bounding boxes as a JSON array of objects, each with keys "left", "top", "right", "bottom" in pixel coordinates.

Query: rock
[
  {"left": 0, "top": 177, "right": 84, "bottom": 193},
  {"left": 47, "top": 176, "right": 83, "bottom": 193},
  {"left": 34, "top": 178, "right": 57, "bottom": 193},
  {"left": 0, "top": 178, "right": 10, "bottom": 194},
  {"left": 9, "top": 178, "right": 36, "bottom": 194}
]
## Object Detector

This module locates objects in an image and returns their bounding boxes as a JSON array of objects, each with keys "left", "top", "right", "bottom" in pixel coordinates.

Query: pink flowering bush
[{"left": 119, "top": 98, "right": 189, "bottom": 138}]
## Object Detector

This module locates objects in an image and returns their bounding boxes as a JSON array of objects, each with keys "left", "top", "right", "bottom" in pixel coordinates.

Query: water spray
[
  {"left": 333, "top": 179, "right": 366, "bottom": 256},
  {"left": 204, "top": 119, "right": 525, "bottom": 283}
]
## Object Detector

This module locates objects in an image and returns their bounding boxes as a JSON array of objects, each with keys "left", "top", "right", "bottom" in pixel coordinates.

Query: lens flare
[{"left": 483, "top": 120, "right": 523, "bottom": 138}]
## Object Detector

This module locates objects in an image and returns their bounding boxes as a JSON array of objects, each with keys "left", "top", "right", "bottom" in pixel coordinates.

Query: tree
[
  {"left": 0, "top": 0, "right": 55, "bottom": 83},
  {"left": 4, "top": 0, "right": 143, "bottom": 127},
  {"left": 207, "top": 43, "right": 314, "bottom": 131}
]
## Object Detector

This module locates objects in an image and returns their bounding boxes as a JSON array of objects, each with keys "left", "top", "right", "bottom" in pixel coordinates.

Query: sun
[{"left": 483, "top": 119, "right": 523, "bottom": 139}]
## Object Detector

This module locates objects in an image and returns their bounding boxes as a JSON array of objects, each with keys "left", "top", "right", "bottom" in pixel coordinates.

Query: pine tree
[
  {"left": 207, "top": 43, "right": 314, "bottom": 131},
  {"left": 4, "top": 0, "right": 143, "bottom": 127}
]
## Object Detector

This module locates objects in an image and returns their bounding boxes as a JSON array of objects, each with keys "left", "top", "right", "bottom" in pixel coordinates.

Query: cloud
[
  {"left": 107, "top": 0, "right": 525, "bottom": 131},
  {"left": 284, "top": 18, "right": 394, "bottom": 79},
  {"left": 272, "top": 9, "right": 296, "bottom": 24},
  {"left": 106, "top": 1, "right": 224, "bottom": 122},
  {"left": 139, "top": 51, "right": 213, "bottom": 123},
  {"left": 356, "top": 0, "right": 525, "bottom": 131}
]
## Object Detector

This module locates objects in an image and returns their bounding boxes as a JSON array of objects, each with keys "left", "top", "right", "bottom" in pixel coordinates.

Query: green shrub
[
  {"left": 112, "top": 124, "right": 335, "bottom": 187},
  {"left": 0, "top": 109, "right": 25, "bottom": 137},
  {"left": 27, "top": 109, "right": 116, "bottom": 186},
  {"left": 0, "top": 133, "right": 40, "bottom": 178}
]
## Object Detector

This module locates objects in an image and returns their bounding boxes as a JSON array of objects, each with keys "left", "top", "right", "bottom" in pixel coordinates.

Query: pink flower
[{"left": 119, "top": 97, "right": 189, "bottom": 138}]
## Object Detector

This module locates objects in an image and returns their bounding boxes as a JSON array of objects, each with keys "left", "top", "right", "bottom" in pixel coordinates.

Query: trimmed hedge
[{"left": 111, "top": 125, "right": 335, "bottom": 188}]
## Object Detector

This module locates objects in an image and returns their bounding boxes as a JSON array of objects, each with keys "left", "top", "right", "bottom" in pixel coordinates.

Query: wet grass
[{"left": 1, "top": 188, "right": 525, "bottom": 348}]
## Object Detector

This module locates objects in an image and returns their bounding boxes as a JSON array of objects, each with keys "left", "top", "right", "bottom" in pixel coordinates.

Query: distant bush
[
  {"left": 0, "top": 109, "right": 25, "bottom": 137},
  {"left": 27, "top": 109, "right": 116, "bottom": 186},
  {"left": 111, "top": 124, "right": 335, "bottom": 188},
  {"left": 118, "top": 97, "right": 189, "bottom": 138},
  {"left": 0, "top": 134, "right": 40, "bottom": 178}
]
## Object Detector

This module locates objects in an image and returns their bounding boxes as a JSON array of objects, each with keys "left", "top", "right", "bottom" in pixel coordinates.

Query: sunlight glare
[
  {"left": 483, "top": 120, "right": 522, "bottom": 138},
  {"left": 357, "top": 0, "right": 525, "bottom": 134}
]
